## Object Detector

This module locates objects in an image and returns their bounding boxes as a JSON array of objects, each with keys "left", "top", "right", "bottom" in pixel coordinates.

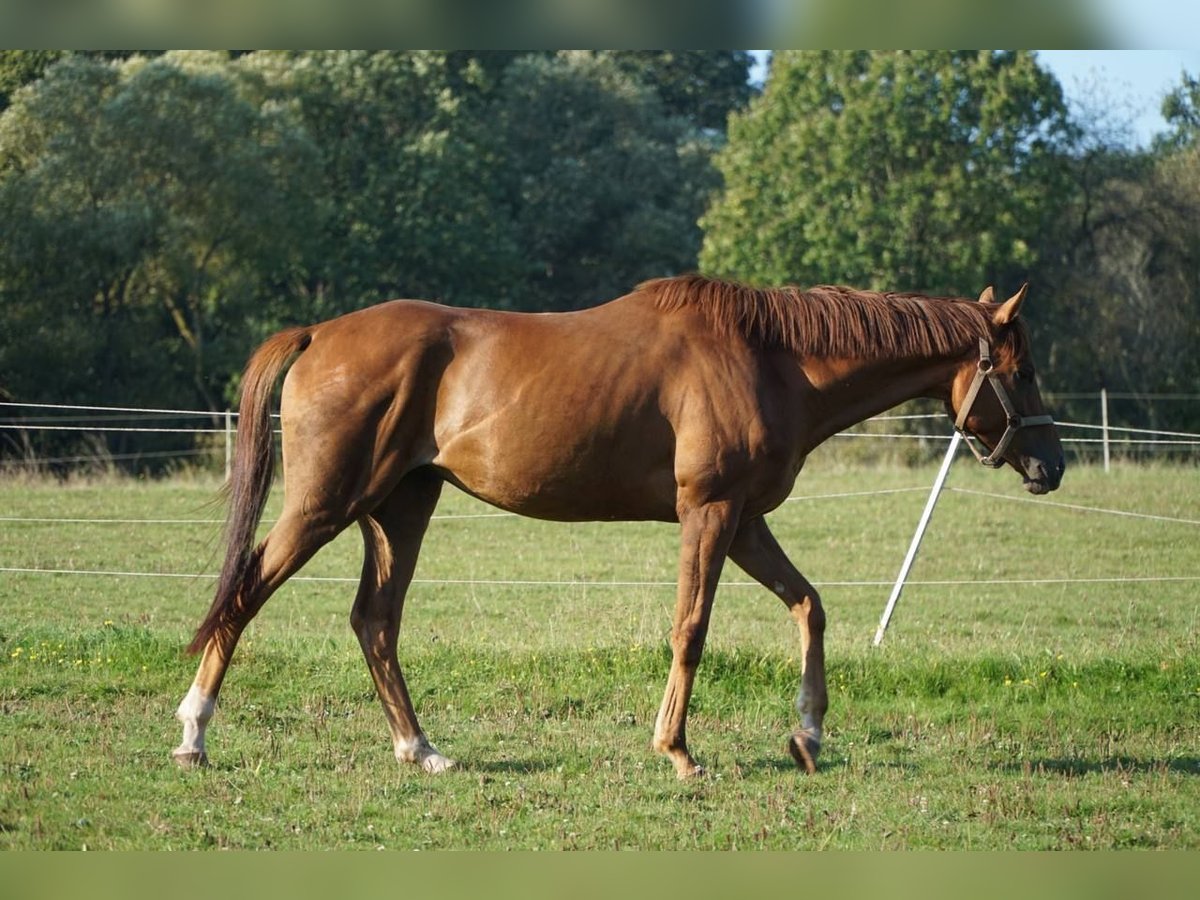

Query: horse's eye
[{"left": 1015, "top": 367, "right": 1034, "bottom": 382}]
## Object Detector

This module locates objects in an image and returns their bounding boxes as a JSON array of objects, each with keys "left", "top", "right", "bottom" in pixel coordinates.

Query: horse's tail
[{"left": 187, "top": 326, "right": 313, "bottom": 655}]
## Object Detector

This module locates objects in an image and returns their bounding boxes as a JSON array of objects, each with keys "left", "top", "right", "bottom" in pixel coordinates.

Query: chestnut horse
[{"left": 174, "top": 274, "right": 1063, "bottom": 778}]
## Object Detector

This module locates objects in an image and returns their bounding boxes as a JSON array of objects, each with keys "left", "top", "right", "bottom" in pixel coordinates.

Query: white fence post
[
  {"left": 225, "top": 409, "right": 233, "bottom": 480},
  {"left": 1101, "top": 388, "right": 1110, "bottom": 472},
  {"left": 873, "top": 430, "right": 962, "bottom": 646}
]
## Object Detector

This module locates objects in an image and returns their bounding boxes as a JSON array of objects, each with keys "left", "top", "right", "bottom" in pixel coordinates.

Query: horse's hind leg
[
  {"left": 173, "top": 507, "right": 347, "bottom": 766},
  {"left": 350, "top": 468, "right": 454, "bottom": 773},
  {"left": 728, "top": 515, "right": 827, "bottom": 773},
  {"left": 653, "top": 497, "right": 742, "bottom": 778}
]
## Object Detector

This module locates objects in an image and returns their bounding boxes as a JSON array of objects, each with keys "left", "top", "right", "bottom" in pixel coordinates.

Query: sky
[{"left": 1038, "top": 50, "right": 1200, "bottom": 146}]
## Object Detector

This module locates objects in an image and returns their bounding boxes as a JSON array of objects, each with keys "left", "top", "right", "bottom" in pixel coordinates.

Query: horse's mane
[{"left": 639, "top": 273, "right": 1009, "bottom": 361}]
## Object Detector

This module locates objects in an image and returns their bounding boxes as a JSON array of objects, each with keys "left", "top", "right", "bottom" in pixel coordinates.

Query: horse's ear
[
  {"left": 977, "top": 286, "right": 995, "bottom": 304},
  {"left": 992, "top": 283, "right": 1028, "bottom": 326}
]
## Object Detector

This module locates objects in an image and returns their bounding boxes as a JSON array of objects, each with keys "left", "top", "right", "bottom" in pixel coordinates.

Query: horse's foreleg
[
  {"left": 653, "top": 497, "right": 741, "bottom": 778},
  {"left": 174, "top": 509, "right": 343, "bottom": 766},
  {"left": 351, "top": 470, "right": 454, "bottom": 773},
  {"left": 728, "top": 515, "right": 827, "bottom": 773}
]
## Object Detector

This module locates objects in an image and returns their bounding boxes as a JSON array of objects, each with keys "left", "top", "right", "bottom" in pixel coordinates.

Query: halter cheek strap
[{"left": 955, "top": 337, "right": 1054, "bottom": 468}]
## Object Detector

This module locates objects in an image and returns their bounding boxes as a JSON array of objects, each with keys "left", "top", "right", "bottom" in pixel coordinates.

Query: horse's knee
[
  {"left": 671, "top": 625, "right": 708, "bottom": 667},
  {"left": 350, "top": 602, "right": 395, "bottom": 656}
]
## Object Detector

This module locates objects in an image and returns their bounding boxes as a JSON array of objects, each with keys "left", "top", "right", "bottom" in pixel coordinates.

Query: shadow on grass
[{"left": 996, "top": 757, "right": 1200, "bottom": 777}]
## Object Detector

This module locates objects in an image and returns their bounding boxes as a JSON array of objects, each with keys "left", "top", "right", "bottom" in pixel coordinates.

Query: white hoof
[
  {"left": 172, "top": 748, "right": 209, "bottom": 768},
  {"left": 397, "top": 736, "right": 457, "bottom": 773},
  {"left": 419, "top": 752, "right": 457, "bottom": 774}
]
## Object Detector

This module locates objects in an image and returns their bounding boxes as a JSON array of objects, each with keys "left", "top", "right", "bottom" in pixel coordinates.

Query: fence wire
[
  {"left": 2, "top": 480, "right": 1195, "bottom": 590},
  {"left": 4, "top": 400, "right": 1200, "bottom": 477}
]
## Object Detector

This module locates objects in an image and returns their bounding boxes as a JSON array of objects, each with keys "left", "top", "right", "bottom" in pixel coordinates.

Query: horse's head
[{"left": 947, "top": 284, "right": 1065, "bottom": 495}]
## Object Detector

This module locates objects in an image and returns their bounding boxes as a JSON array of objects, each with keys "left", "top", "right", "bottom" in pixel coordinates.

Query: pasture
[{"left": 1, "top": 459, "right": 1197, "bottom": 849}]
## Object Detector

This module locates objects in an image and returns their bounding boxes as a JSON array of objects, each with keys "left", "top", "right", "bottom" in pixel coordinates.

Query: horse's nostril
[{"left": 1038, "top": 455, "right": 1065, "bottom": 490}]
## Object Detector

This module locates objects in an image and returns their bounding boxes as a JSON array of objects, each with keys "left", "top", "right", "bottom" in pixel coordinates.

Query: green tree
[
  {"left": 1034, "top": 138, "right": 1200, "bottom": 433},
  {"left": 1160, "top": 71, "right": 1200, "bottom": 150},
  {"left": 243, "top": 50, "right": 525, "bottom": 314},
  {"left": 699, "top": 51, "right": 1075, "bottom": 296},
  {"left": 485, "top": 52, "right": 721, "bottom": 310},
  {"left": 0, "top": 51, "right": 64, "bottom": 111},
  {"left": 598, "top": 50, "right": 756, "bottom": 131},
  {"left": 262, "top": 50, "right": 734, "bottom": 313},
  {"left": 0, "top": 52, "right": 321, "bottom": 410},
  {"left": 1003, "top": 68, "right": 1200, "bottom": 435}
]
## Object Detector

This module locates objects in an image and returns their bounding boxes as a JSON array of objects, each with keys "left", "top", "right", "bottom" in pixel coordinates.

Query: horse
[{"left": 173, "top": 274, "right": 1064, "bottom": 779}]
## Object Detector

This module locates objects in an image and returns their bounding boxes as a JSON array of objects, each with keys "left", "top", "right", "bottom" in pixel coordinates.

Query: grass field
[{"left": 1, "top": 457, "right": 1197, "bottom": 850}]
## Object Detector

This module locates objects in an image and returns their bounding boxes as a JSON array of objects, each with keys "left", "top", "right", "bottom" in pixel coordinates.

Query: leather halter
[{"left": 955, "top": 337, "right": 1054, "bottom": 468}]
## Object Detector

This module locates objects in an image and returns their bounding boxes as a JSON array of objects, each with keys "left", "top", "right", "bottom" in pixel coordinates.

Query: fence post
[
  {"left": 873, "top": 430, "right": 962, "bottom": 646},
  {"left": 225, "top": 409, "right": 233, "bottom": 481},
  {"left": 1101, "top": 388, "right": 1110, "bottom": 472}
]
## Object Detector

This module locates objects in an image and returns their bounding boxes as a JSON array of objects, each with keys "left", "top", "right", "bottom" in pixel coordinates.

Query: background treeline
[{"left": 1, "top": 50, "right": 1198, "bottom": 470}]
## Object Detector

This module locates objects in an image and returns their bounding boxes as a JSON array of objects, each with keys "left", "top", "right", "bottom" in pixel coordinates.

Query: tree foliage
[
  {"left": 252, "top": 50, "right": 520, "bottom": 315},
  {"left": 0, "top": 52, "right": 321, "bottom": 411},
  {"left": 485, "top": 52, "right": 721, "bottom": 310},
  {"left": 996, "top": 66, "right": 1200, "bottom": 434},
  {"left": 0, "top": 50, "right": 748, "bottom": 429},
  {"left": 1035, "top": 133, "right": 1200, "bottom": 432},
  {"left": 700, "top": 51, "right": 1074, "bottom": 295},
  {"left": 1160, "top": 72, "right": 1200, "bottom": 149},
  {"left": 0, "top": 51, "right": 64, "bottom": 111},
  {"left": 599, "top": 50, "right": 756, "bottom": 130}
]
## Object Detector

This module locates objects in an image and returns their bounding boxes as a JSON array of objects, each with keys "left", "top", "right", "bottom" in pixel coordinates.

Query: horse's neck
[{"left": 799, "top": 351, "right": 966, "bottom": 448}]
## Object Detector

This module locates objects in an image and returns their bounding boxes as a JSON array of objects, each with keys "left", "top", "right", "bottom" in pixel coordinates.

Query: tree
[
  {"left": 240, "top": 51, "right": 526, "bottom": 314},
  {"left": 1033, "top": 139, "right": 1200, "bottom": 433},
  {"left": 0, "top": 51, "right": 64, "bottom": 111},
  {"left": 0, "top": 52, "right": 322, "bottom": 411},
  {"left": 1160, "top": 71, "right": 1200, "bottom": 150},
  {"left": 598, "top": 50, "right": 756, "bottom": 131},
  {"left": 262, "top": 50, "right": 734, "bottom": 314},
  {"left": 1001, "top": 68, "right": 1200, "bottom": 435},
  {"left": 478, "top": 52, "right": 722, "bottom": 311},
  {"left": 699, "top": 51, "right": 1075, "bottom": 296},
  {"left": 0, "top": 53, "right": 168, "bottom": 112}
]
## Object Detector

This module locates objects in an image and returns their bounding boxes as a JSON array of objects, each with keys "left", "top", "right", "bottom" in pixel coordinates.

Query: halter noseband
[{"left": 955, "top": 337, "right": 1054, "bottom": 468}]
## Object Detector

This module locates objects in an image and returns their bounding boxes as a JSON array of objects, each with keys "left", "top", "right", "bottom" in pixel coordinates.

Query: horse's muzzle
[{"left": 1022, "top": 453, "right": 1065, "bottom": 494}]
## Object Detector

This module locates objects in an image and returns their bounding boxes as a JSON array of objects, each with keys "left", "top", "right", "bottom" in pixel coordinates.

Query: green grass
[{"left": 1, "top": 459, "right": 1198, "bottom": 849}]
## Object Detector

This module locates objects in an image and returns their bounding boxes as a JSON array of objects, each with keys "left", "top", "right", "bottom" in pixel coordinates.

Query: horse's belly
[{"left": 432, "top": 439, "right": 679, "bottom": 523}]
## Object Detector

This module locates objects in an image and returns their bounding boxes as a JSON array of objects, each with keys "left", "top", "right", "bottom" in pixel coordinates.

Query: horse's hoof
[
  {"left": 788, "top": 731, "right": 819, "bottom": 774},
  {"left": 419, "top": 753, "right": 457, "bottom": 774},
  {"left": 172, "top": 749, "right": 208, "bottom": 769},
  {"left": 676, "top": 763, "right": 707, "bottom": 780}
]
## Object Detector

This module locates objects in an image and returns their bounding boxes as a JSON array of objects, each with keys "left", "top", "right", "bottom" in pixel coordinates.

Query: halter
[{"left": 955, "top": 337, "right": 1054, "bottom": 468}]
